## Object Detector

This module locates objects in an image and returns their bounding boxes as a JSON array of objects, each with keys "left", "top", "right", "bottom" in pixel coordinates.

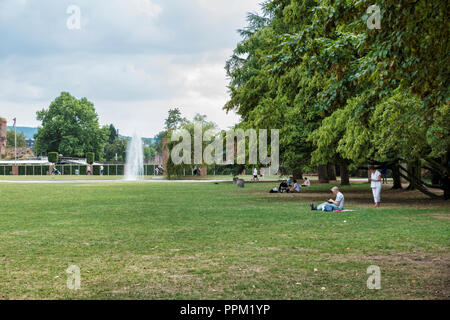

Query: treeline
[{"left": 224, "top": 0, "right": 449, "bottom": 198}]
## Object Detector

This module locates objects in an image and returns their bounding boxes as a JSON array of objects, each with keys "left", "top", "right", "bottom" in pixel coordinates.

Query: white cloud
[
  {"left": 0, "top": 0, "right": 261, "bottom": 136},
  {"left": 128, "top": 0, "right": 163, "bottom": 18}
]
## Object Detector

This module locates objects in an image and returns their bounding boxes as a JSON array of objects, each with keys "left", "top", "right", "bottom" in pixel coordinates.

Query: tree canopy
[
  {"left": 225, "top": 0, "right": 449, "bottom": 197},
  {"left": 34, "top": 92, "right": 108, "bottom": 160}
]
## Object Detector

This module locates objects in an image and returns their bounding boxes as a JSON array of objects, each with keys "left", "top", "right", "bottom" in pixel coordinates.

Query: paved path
[
  {"left": 0, "top": 179, "right": 232, "bottom": 184},
  {"left": 0, "top": 177, "right": 373, "bottom": 184}
]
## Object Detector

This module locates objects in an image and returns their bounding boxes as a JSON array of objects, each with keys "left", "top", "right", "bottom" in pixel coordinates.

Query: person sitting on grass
[
  {"left": 286, "top": 177, "right": 291, "bottom": 187},
  {"left": 310, "top": 186, "right": 344, "bottom": 211},
  {"left": 290, "top": 180, "right": 301, "bottom": 193},
  {"left": 279, "top": 180, "right": 289, "bottom": 193},
  {"left": 302, "top": 177, "right": 310, "bottom": 187}
]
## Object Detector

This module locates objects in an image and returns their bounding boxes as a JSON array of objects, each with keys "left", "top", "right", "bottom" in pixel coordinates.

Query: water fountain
[{"left": 124, "top": 133, "right": 144, "bottom": 181}]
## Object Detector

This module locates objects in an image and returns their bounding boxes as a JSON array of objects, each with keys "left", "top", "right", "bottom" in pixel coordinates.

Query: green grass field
[{"left": 0, "top": 180, "right": 449, "bottom": 300}]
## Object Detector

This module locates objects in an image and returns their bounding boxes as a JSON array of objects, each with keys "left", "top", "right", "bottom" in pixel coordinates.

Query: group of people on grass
[
  {"left": 273, "top": 177, "right": 311, "bottom": 193},
  {"left": 272, "top": 167, "right": 383, "bottom": 212}
]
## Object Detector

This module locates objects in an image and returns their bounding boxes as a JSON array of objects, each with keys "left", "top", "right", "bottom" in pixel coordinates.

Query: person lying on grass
[
  {"left": 310, "top": 186, "right": 344, "bottom": 211},
  {"left": 290, "top": 180, "right": 301, "bottom": 193}
]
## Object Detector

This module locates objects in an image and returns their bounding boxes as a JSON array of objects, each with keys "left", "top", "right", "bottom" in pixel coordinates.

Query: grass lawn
[{"left": 0, "top": 180, "right": 448, "bottom": 299}]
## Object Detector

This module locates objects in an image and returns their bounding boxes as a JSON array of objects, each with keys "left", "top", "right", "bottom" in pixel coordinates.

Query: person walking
[
  {"left": 253, "top": 168, "right": 259, "bottom": 181},
  {"left": 369, "top": 166, "right": 382, "bottom": 208}
]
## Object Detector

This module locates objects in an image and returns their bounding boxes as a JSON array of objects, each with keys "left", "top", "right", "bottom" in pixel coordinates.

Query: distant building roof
[{"left": 0, "top": 159, "right": 50, "bottom": 165}]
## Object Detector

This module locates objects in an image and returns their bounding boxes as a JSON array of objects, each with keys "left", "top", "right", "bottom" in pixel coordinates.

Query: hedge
[
  {"left": 0, "top": 164, "right": 160, "bottom": 176},
  {"left": 86, "top": 153, "right": 95, "bottom": 165}
]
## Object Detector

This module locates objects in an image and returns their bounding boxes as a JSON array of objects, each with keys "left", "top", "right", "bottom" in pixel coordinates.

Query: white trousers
[{"left": 372, "top": 185, "right": 381, "bottom": 203}]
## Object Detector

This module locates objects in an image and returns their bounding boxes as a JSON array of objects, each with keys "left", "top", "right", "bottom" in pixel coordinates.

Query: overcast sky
[{"left": 0, "top": 0, "right": 262, "bottom": 137}]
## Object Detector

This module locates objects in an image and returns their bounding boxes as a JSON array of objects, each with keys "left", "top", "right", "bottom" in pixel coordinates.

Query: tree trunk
[
  {"left": 391, "top": 162, "right": 403, "bottom": 189},
  {"left": 327, "top": 163, "right": 337, "bottom": 181},
  {"left": 443, "top": 174, "right": 450, "bottom": 200},
  {"left": 406, "top": 160, "right": 421, "bottom": 190},
  {"left": 398, "top": 166, "right": 442, "bottom": 199},
  {"left": 292, "top": 168, "right": 303, "bottom": 180},
  {"left": 340, "top": 163, "right": 350, "bottom": 186},
  {"left": 318, "top": 165, "right": 329, "bottom": 183},
  {"left": 431, "top": 172, "right": 440, "bottom": 186}
]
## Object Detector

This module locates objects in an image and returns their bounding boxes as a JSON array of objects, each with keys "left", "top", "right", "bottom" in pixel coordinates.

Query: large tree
[
  {"left": 165, "top": 111, "right": 218, "bottom": 178},
  {"left": 225, "top": 0, "right": 327, "bottom": 179},
  {"left": 34, "top": 92, "right": 108, "bottom": 160},
  {"left": 225, "top": 0, "right": 449, "bottom": 197}
]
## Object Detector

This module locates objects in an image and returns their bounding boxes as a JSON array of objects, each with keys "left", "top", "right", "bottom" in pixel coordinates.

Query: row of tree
[{"left": 223, "top": 0, "right": 449, "bottom": 198}]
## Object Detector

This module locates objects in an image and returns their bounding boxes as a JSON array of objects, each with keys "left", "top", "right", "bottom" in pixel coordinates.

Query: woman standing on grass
[{"left": 369, "top": 166, "right": 382, "bottom": 208}]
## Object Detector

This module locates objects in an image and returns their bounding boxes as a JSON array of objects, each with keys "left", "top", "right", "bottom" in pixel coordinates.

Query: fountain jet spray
[{"left": 125, "top": 133, "right": 144, "bottom": 181}]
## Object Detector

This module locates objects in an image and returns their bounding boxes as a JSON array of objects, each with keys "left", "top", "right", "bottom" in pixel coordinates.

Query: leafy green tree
[
  {"left": 144, "top": 145, "right": 156, "bottom": 160},
  {"left": 104, "top": 136, "right": 127, "bottom": 161},
  {"left": 6, "top": 130, "right": 26, "bottom": 148},
  {"left": 165, "top": 111, "right": 217, "bottom": 178},
  {"left": 225, "top": 1, "right": 326, "bottom": 179},
  {"left": 225, "top": 0, "right": 448, "bottom": 197},
  {"left": 165, "top": 108, "right": 187, "bottom": 131},
  {"left": 103, "top": 124, "right": 128, "bottom": 161},
  {"left": 34, "top": 92, "right": 108, "bottom": 160},
  {"left": 107, "top": 124, "right": 119, "bottom": 144}
]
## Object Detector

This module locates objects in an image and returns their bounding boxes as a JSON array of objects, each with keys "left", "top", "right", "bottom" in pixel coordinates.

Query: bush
[
  {"left": 48, "top": 152, "right": 58, "bottom": 164},
  {"left": 86, "top": 152, "right": 95, "bottom": 165}
]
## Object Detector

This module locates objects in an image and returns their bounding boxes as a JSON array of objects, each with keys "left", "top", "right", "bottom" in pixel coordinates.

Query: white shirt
[
  {"left": 303, "top": 180, "right": 310, "bottom": 186},
  {"left": 335, "top": 192, "right": 345, "bottom": 210},
  {"left": 253, "top": 168, "right": 258, "bottom": 176},
  {"left": 371, "top": 170, "right": 382, "bottom": 188}
]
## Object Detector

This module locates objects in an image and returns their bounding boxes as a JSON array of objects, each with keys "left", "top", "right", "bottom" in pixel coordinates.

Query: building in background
[
  {"left": 26, "top": 139, "right": 35, "bottom": 148},
  {"left": 0, "top": 117, "right": 6, "bottom": 156}
]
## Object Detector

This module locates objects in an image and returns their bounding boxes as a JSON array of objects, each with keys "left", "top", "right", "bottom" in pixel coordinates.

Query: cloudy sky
[{"left": 0, "top": 0, "right": 262, "bottom": 137}]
